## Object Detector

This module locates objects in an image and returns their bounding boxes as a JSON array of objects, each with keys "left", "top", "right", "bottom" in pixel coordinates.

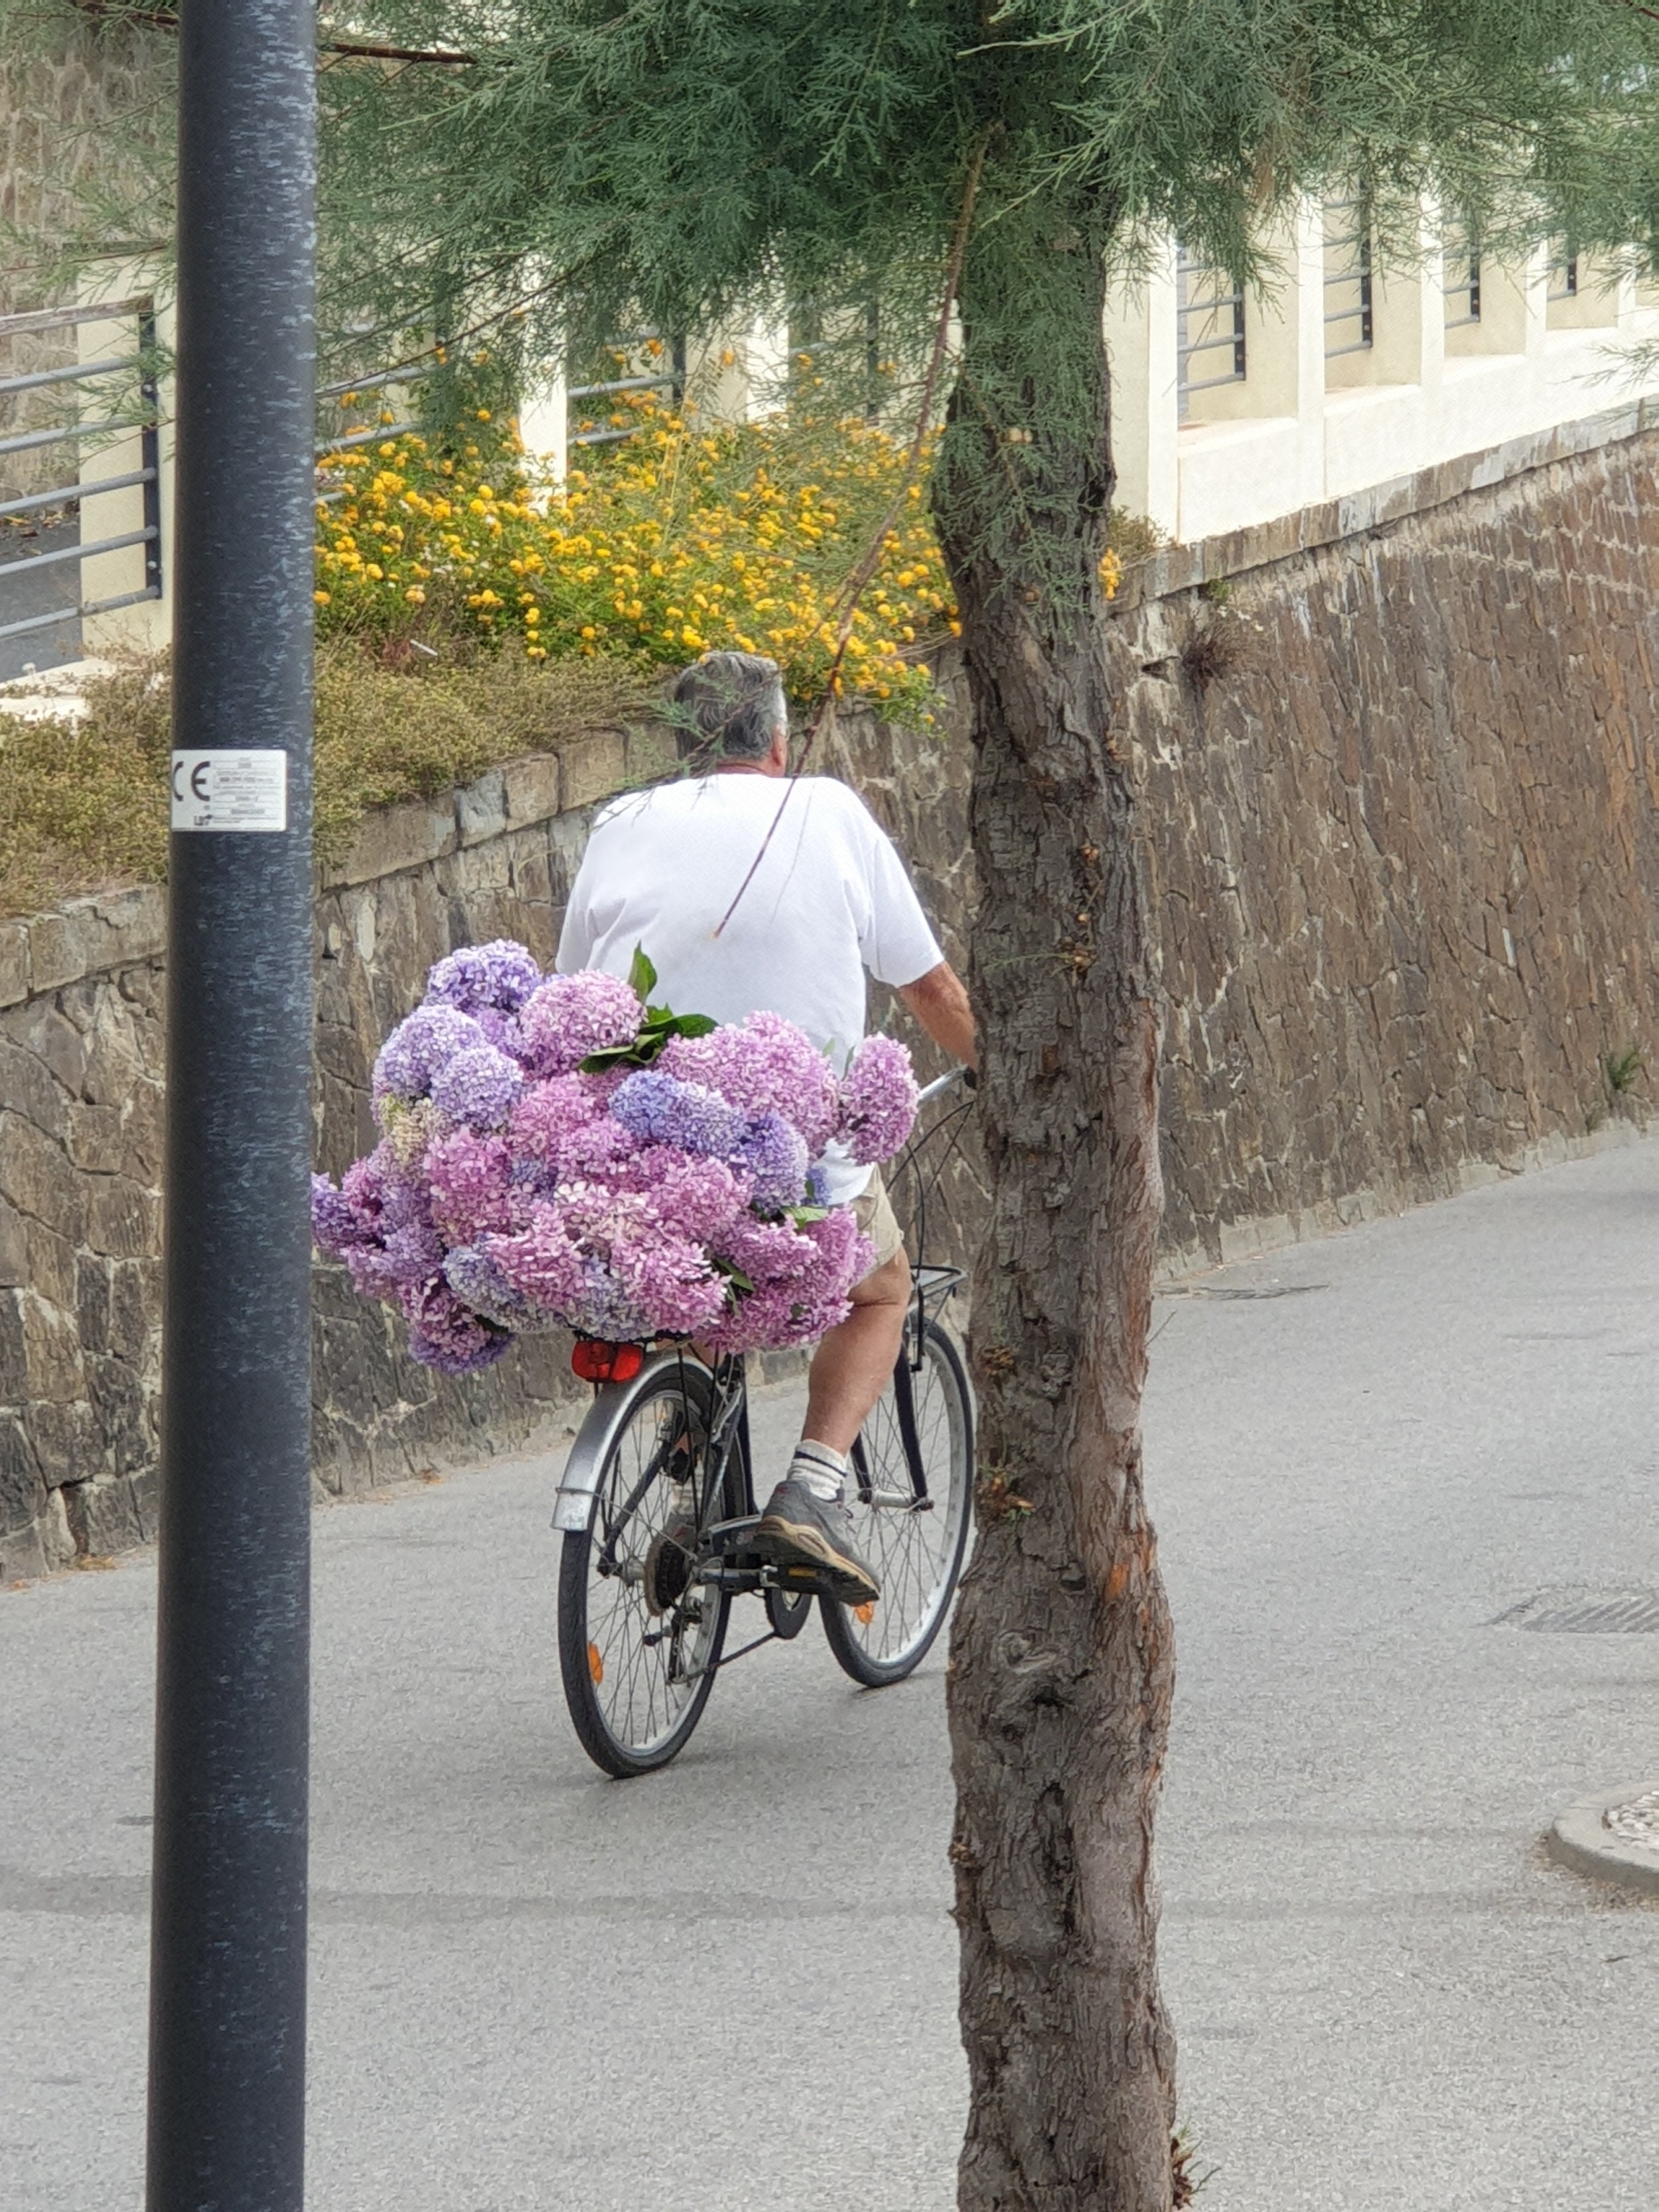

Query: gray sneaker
[{"left": 753, "top": 1477, "right": 881, "bottom": 1606}]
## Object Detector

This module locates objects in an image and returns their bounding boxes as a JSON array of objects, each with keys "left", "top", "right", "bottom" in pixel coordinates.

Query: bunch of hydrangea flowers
[{"left": 311, "top": 940, "right": 920, "bottom": 1374}]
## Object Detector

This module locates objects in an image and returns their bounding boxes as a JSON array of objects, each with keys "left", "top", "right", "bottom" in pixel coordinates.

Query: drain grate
[
  {"left": 1491, "top": 1586, "right": 1659, "bottom": 1633},
  {"left": 1607, "top": 1790, "right": 1659, "bottom": 1848}
]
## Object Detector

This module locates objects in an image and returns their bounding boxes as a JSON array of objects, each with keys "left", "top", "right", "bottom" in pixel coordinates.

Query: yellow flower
[{"left": 405, "top": 586, "right": 426, "bottom": 603}]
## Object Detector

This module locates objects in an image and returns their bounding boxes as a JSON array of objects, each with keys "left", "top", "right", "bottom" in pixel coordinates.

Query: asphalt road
[{"left": 5, "top": 1134, "right": 1659, "bottom": 2209}]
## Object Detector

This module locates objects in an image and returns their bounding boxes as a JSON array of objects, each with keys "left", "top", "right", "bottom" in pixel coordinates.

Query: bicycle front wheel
[
  {"left": 822, "top": 1317, "right": 973, "bottom": 1686},
  {"left": 557, "top": 1361, "right": 736, "bottom": 1777}
]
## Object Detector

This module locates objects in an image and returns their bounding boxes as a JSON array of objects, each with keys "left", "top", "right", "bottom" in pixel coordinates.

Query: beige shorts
[{"left": 851, "top": 1170, "right": 905, "bottom": 1280}]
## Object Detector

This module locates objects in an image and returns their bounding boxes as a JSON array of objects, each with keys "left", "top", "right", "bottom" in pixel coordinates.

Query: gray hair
[{"left": 668, "top": 650, "right": 788, "bottom": 765}]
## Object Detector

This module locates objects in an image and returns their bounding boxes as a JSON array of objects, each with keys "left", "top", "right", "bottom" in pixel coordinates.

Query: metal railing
[
  {"left": 1324, "top": 199, "right": 1374, "bottom": 358},
  {"left": 1444, "top": 236, "right": 1482, "bottom": 329},
  {"left": 0, "top": 297, "right": 162, "bottom": 648},
  {"left": 1176, "top": 250, "right": 1246, "bottom": 419},
  {"left": 1548, "top": 248, "right": 1580, "bottom": 303},
  {"left": 568, "top": 335, "right": 685, "bottom": 447}
]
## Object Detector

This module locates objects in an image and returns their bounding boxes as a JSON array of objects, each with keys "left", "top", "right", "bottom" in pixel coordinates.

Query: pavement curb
[{"left": 1546, "top": 1779, "right": 1659, "bottom": 1895}]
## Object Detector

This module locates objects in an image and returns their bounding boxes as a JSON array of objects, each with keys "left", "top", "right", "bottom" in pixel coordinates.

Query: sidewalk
[{"left": 5, "top": 1138, "right": 1658, "bottom": 2209}]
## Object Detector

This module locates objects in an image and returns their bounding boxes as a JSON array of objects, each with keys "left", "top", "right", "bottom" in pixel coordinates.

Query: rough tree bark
[{"left": 934, "top": 228, "right": 1179, "bottom": 2212}]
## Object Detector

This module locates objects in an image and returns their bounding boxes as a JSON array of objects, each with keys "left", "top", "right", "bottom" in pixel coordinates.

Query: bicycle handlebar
[{"left": 915, "top": 1065, "right": 976, "bottom": 1108}]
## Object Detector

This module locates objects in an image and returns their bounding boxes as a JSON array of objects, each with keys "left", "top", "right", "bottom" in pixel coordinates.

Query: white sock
[{"left": 789, "top": 1440, "right": 849, "bottom": 1501}]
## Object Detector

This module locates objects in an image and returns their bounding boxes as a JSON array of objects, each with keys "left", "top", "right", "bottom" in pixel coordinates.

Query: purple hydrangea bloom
[
  {"left": 429, "top": 1042, "right": 524, "bottom": 1132},
  {"left": 374, "top": 1005, "right": 488, "bottom": 1102},
  {"left": 611, "top": 1069, "right": 744, "bottom": 1157},
  {"left": 701, "top": 1205, "right": 873, "bottom": 1353},
  {"left": 730, "top": 1111, "right": 810, "bottom": 1215},
  {"left": 562, "top": 1256, "right": 649, "bottom": 1342},
  {"left": 344, "top": 1218, "right": 443, "bottom": 1303},
  {"left": 517, "top": 971, "right": 642, "bottom": 1077},
  {"left": 443, "top": 1242, "right": 555, "bottom": 1333},
  {"left": 424, "top": 939, "right": 542, "bottom": 1016},
  {"left": 399, "top": 1278, "right": 512, "bottom": 1374},
  {"left": 837, "top": 1034, "right": 919, "bottom": 1165},
  {"left": 471, "top": 1005, "right": 525, "bottom": 1060},
  {"left": 311, "top": 1173, "right": 368, "bottom": 1258},
  {"left": 661, "top": 1010, "right": 841, "bottom": 1153},
  {"left": 315, "top": 1146, "right": 445, "bottom": 1298}
]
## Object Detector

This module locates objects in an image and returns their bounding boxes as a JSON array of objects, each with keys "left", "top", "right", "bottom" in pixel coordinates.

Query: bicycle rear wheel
[
  {"left": 822, "top": 1317, "right": 973, "bottom": 1686},
  {"left": 557, "top": 1361, "right": 738, "bottom": 1776}
]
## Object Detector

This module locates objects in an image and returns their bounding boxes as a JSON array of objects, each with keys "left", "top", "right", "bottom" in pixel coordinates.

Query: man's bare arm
[{"left": 897, "top": 960, "right": 977, "bottom": 1071}]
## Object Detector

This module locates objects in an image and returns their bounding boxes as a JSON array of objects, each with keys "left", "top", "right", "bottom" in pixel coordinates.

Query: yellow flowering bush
[{"left": 315, "top": 395, "right": 1124, "bottom": 719}]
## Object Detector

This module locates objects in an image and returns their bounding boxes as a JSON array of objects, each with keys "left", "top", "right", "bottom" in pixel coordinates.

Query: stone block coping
[
  {"left": 0, "top": 733, "right": 618, "bottom": 1005},
  {"left": 1546, "top": 1778, "right": 1659, "bottom": 1896},
  {"left": 1115, "top": 396, "right": 1659, "bottom": 607}
]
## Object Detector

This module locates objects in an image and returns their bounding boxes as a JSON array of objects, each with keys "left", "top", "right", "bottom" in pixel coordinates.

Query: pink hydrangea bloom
[
  {"left": 517, "top": 971, "right": 642, "bottom": 1076},
  {"left": 713, "top": 1213, "right": 821, "bottom": 1284},
  {"left": 660, "top": 1010, "right": 841, "bottom": 1153},
  {"left": 328, "top": 984, "right": 896, "bottom": 1360},
  {"left": 837, "top": 1033, "right": 919, "bottom": 1165},
  {"left": 425, "top": 1130, "right": 515, "bottom": 1244},
  {"left": 486, "top": 1203, "right": 585, "bottom": 1309},
  {"left": 554, "top": 1118, "right": 642, "bottom": 1181},
  {"left": 646, "top": 1153, "right": 752, "bottom": 1245},
  {"left": 508, "top": 1074, "right": 604, "bottom": 1161},
  {"left": 612, "top": 1236, "right": 727, "bottom": 1337}
]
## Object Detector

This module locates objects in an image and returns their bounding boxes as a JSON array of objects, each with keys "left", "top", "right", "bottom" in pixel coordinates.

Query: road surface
[{"left": 5, "top": 1135, "right": 1659, "bottom": 2209}]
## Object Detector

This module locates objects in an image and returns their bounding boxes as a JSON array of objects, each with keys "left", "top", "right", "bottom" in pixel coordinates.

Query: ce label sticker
[{"left": 170, "top": 751, "right": 287, "bottom": 833}]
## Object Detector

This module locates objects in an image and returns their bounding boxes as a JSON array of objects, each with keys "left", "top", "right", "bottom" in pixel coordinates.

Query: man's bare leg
[
  {"left": 750, "top": 1250, "right": 910, "bottom": 1603},
  {"left": 801, "top": 1249, "right": 912, "bottom": 1455}
]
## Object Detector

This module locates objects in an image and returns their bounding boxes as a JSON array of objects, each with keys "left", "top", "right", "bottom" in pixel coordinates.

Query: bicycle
[{"left": 551, "top": 1066, "right": 977, "bottom": 1777}]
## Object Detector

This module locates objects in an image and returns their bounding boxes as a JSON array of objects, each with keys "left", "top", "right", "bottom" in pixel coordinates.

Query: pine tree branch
[
  {"left": 64, "top": 0, "right": 473, "bottom": 63},
  {"left": 713, "top": 135, "right": 989, "bottom": 940}
]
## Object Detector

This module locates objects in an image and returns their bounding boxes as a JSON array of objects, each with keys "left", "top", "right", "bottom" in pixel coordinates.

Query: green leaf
[
  {"left": 670, "top": 1013, "right": 716, "bottom": 1037},
  {"left": 628, "top": 945, "right": 658, "bottom": 1001},
  {"left": 784, "top": 1204, "right": 831, "bottom": 1226}
]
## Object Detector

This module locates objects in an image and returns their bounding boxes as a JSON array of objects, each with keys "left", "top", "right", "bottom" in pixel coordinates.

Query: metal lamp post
[{"left": 147, "top": 0, "right": 318, "bottom": 2205}]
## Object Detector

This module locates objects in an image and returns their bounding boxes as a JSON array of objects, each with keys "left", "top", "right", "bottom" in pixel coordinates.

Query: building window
[
  {"left": 1176, "top": 249, "right": 1246, "bottom": 420},
  {"left": 1324, "top": 198, "right": 1374, "bottom": 359},
  {"left": 1548, "top": 247, "right": 1579, "bottom": 303},
  {"left": 1443, "top": 234, "right": 1481, "bottom": 328}
]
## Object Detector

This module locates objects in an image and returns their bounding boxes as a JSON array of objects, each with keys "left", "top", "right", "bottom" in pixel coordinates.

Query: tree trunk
[{"left": 934, "top": 222, "right": 1177, "bottom": 2211}]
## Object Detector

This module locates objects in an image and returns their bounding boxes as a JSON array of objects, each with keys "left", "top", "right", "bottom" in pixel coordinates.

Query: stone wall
[
  {"left": 1118, "top": 401, "right": 1659, "bottom": 1266},
  {"left": 0, "top": 17, "right": 170, "bottom": 498},
  {"left": 0, "top": 725, "right": 671, "bottom": 1580},
  {"left": 6, "top": 401, "right": 1659, "bottom": 1576}
]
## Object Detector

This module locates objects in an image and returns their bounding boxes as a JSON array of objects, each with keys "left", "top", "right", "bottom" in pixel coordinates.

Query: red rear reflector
[{"left": 571, "top": 1339, "right": 644, "bottom": 1384}]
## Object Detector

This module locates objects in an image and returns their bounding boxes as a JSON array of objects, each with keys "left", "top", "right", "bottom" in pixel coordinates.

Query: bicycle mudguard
[{"left": 550, "top": 1349, "right": 712, "bottom": 1533}]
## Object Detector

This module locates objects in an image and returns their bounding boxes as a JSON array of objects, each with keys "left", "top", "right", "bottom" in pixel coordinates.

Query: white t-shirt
[{"left": 556, "top": 773, "right": 944, "bottom": 1203}]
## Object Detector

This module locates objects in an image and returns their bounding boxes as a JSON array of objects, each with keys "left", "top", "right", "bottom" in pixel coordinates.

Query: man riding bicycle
[{"left": 555, "top": 650, "right": 976, "bottom": 1608}]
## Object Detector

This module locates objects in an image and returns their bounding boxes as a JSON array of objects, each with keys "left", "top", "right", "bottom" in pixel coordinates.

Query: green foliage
[
  {"left": 1607, "top": 1044, "right": 1645, "bottom": 1095},
  {"left": 20, "top": 1, "right": 1659, "bottom": 458}
]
